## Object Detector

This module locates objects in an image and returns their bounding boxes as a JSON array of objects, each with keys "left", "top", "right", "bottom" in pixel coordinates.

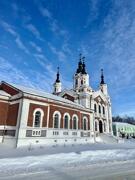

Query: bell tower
[
  {"left": 73, "top": 54, "right": 92, "bottom": 108},
  {"left": 53, "top": 67, "right": 62, "bottom": 94},
  {"left": 100, "top": 69, "right": 108, "bottom": 96},
  {"left": 74, "top": 54, "right": 89, "bottom": 92}
]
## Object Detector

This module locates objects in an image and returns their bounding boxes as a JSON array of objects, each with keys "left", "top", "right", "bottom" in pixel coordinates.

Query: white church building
[{"left": 0, "top": 54, "right": 112, "bottom": 147}]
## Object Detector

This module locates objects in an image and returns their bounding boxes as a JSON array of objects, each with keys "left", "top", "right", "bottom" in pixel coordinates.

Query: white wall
[{"left": 17, "top": 129, "right": 94, "bottom": 147}]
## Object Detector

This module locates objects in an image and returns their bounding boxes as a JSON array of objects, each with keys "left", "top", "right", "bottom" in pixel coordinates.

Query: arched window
[
  {"left": 72, "top": 115, "right": 78, "bottom": 130},
  {"left": 53, "top": 111, "right": 61, "bottom": 129},
  {"left": 34, "top": 111, "right": 41, "bottom": 127},
  {"left": 103, "top": 106, "right": 105, "bottom": 115},
  {"left": 75, "top": 79, "right": 78, "bottom": 86},
  {"left": 54, "top": 114, "right": 59, "bottom": 128},
  {"left": 83, "top": 117, "right": 88, "bottom": 130},
  {"left": 64, "top": 114, "right": 70, "bottom": 129},
  {"left": 81, "top": 79, "right": 83, "bottom": 85},
  {"left": 99, "top": 105, "right": 101, "bottom": 114},
  {"left": 33, "top": 108, "right": 44, "bottom": 128},
  {"left": 94, "top": 104, "right": 97, "bottom": 112},
  {"left": 95, "top": 121, "right": 98, "bottom": 131}
]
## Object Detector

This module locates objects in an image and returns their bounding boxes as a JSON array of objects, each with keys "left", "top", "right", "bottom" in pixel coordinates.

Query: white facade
[
  {"left": 0, "top": 56, "right": 113, "bottom": 148},
  {"left": 60, "top": 56, "right": 113, "bottom": 137},
  {"left": 53, "top": 82, "right": 62, "bottom": 94}
]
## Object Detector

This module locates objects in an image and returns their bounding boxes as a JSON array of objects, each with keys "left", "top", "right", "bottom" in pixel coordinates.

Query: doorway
[{"left": 99, "top": 120, "right": 103, "bottom": 133}]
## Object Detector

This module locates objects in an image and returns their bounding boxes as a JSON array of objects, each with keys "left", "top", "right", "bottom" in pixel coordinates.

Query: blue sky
[{"left": 0, "top": 0, "right": 135, "bottom": 117}]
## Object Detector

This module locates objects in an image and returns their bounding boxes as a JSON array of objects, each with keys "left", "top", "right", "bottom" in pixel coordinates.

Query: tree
[{"left": 112, "top": 115, "right": 135, "bottom": 125}]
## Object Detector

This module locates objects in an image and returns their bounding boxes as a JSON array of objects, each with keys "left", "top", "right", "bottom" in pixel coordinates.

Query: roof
[
  {"left": 8, "top": 83, "right": 86, "bottom": 110},
  {"left": 59, "top": 89, "right": 77, "bottom": 97},
  {"left": 0, "top": 90, "right": 11, "bottom": 97},
  {"left": 113, "top": 122, "right": 135, "bottom": 127}
]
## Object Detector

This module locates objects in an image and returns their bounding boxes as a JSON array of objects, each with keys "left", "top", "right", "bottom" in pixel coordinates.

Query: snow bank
[
  {"left": 0, "top": 147, "right": 135, "bottom": 178},
  {"left": 0, "top": 141, "right": 135, "bottom": 179}
]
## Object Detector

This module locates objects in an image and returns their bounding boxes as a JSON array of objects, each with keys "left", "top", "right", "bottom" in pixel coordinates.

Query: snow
[
  {"left": 59, "top": 89, "right": 76, "bottom": 97},
  {"left": 0, "top": 90, "right": 10, "bottom": 97},
  {"left": 7, "top": 82, "right": 86, "bottom": 109},
  {"left": 113, "top": 122, "right": 135, "bottom": 128},
  {"left": 0, "top": 141, "right": 135, "bottom": 179}
]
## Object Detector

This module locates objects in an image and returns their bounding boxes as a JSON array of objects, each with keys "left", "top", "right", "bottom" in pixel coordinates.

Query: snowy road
[
  {"left": 1, "top": 160, "right": 135, "bottom": 180},
  {"left": 0, "top": 142, "right": 135, "bottom": 179}
]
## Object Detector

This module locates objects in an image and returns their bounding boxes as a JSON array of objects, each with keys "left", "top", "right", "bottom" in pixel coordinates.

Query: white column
[
  {"left": 47, "top": 105, "right": 50, "bottom": 128},
  {"left": 16, "top": 99, "right": 30, "bottom": 147},
  {"left": 109, "top": 104, "right": 113, "bottom": 134},
  {"left": 106, "top": 104, "right": 110, "bottom": 133},
  {"left": 90, "top": 112, "right": 94, "bottom": 133}
]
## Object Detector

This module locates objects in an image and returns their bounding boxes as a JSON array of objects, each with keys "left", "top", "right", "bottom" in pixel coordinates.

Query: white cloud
[
  {"left": 38, "top": 5, "right": 68, "bottom": 37},
  {"left": 0, "top": 20, "right": 30, "bottom": 55},
  {"left": 29, "top": 41, "right": 42, "bottom": 53},
  {"left": 99, "top": 2, "right": 135, "bottom": 90},
  {"left": 0, "top": 20, "right": 18, "bottom": 37},
  {"left": 25, "top": 23, "right": 42, "bottom": 40},
  {"left": 0, "top": 56, "right": 53, "bottom": 92},
  {"left": 38, "top": 6, "right": 52, "bottom": 19},
  {"left": 11, "top": 2, "right": 18, "bottom": 11},
  {"left": 31, "top": 53, "right": 72, "bottom": 91},
  {"left": 48, "top": 43, "right": 66, "bottom": 62},
  {"left": 37, "top": 4, "right": 71, "bottom": 57},
  {"left": 15, "top": 37, "right": 30, "bottom": 54},
  {"left": 0, "top": 56, "right": 34, "bottom": 87},
  {"left": 81, "top": 1, "right": 135, "bottom": 93},
  {"left": 85, "top": 0, "right": 99, "bottom": 28}
]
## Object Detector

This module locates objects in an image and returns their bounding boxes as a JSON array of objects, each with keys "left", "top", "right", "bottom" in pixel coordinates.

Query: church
[{"left": 0, "top": 54, "right": 112, "bottom": 147}]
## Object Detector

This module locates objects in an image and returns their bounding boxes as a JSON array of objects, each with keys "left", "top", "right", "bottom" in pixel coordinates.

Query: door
[{"left": 99, "top": 120, "right": 103, "bottom": 133}]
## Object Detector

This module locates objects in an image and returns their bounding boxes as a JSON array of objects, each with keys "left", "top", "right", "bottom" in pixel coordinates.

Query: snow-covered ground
[{"left": 0, "top": 140, "right": 135, "bottom": 179}]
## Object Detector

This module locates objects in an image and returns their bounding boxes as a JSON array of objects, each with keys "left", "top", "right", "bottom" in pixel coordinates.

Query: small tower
[
  {"left": 81, "top": 57, "right": 89, "bottom": 86},
  {"left": 53, "top": 67, "right": 62, "bottom": 94},
  {"left": 76, "top": 53, "right": 83, "bottom": 74},
  {"left": 100, "top": 69, "right": 108, "bottom": 95},
  {"left": 74, "top": 54, "right": 89, "bottom": 91}
]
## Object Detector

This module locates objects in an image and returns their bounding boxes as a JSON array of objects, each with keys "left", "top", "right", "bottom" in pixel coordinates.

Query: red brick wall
[
  {"left": 49, "top": 105, "right": 90, "bottom": 129},
  {"left": 0, "top": 83, "right": 19, "bottom": 96},
  {"left": 27, "top": 103, "right": 48, "bottom": 127},
  {"left": 7, "top": 103, "right": 19, "bottom": 126},
  {"left": 0, "top": 102, "right": 9, "bottom": 125}
]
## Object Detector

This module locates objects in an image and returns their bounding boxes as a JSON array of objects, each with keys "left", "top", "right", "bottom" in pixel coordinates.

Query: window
[
  {"left": 64, "top": 114, "right": 70, "bottom": 129},
  {"left": 72, "top": 116, "right": 78, "bottom": 129},
  {"left": 34, "top": 111, "right": 41, "bottom": 127},
  {"left": 83, "top": 117, "right": 88, "bottom": 130},
  {"left": 54, "top": 114, "right": 59, "bottom": 128},
  {"left": 81, "top": 79, "right": 83, "bottom": 85},
  {"left": 33, "top": 109, "right": 44, "bottom": 128},
  {"left": 94, "top": 104, "right": 97, "bottom": 112},
  {"left": 95, "top": 121, "right": 98, "bottom": 131},
  {"left": 103, "top": 106, "right": 105, "bottom": 115},
  {"left": 99, "top": 105, "right": 101, "bottom": 114},
  {"left": 75, "top": 79, "right": 78, "bottom": 86}
]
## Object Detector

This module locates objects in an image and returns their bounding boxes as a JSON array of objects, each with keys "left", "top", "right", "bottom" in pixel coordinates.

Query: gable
[
  {"left": 93, "top": 90, "right": 107, "bottom": 101},
  {"left": 0, "top": 82, "right": 20, "bottom": 96},
  {"left": 94, "top": 95, "right": 106, "bottom": 105},
  {"left": 62, "top": 93, "right": 75, "bottom": 102}
]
